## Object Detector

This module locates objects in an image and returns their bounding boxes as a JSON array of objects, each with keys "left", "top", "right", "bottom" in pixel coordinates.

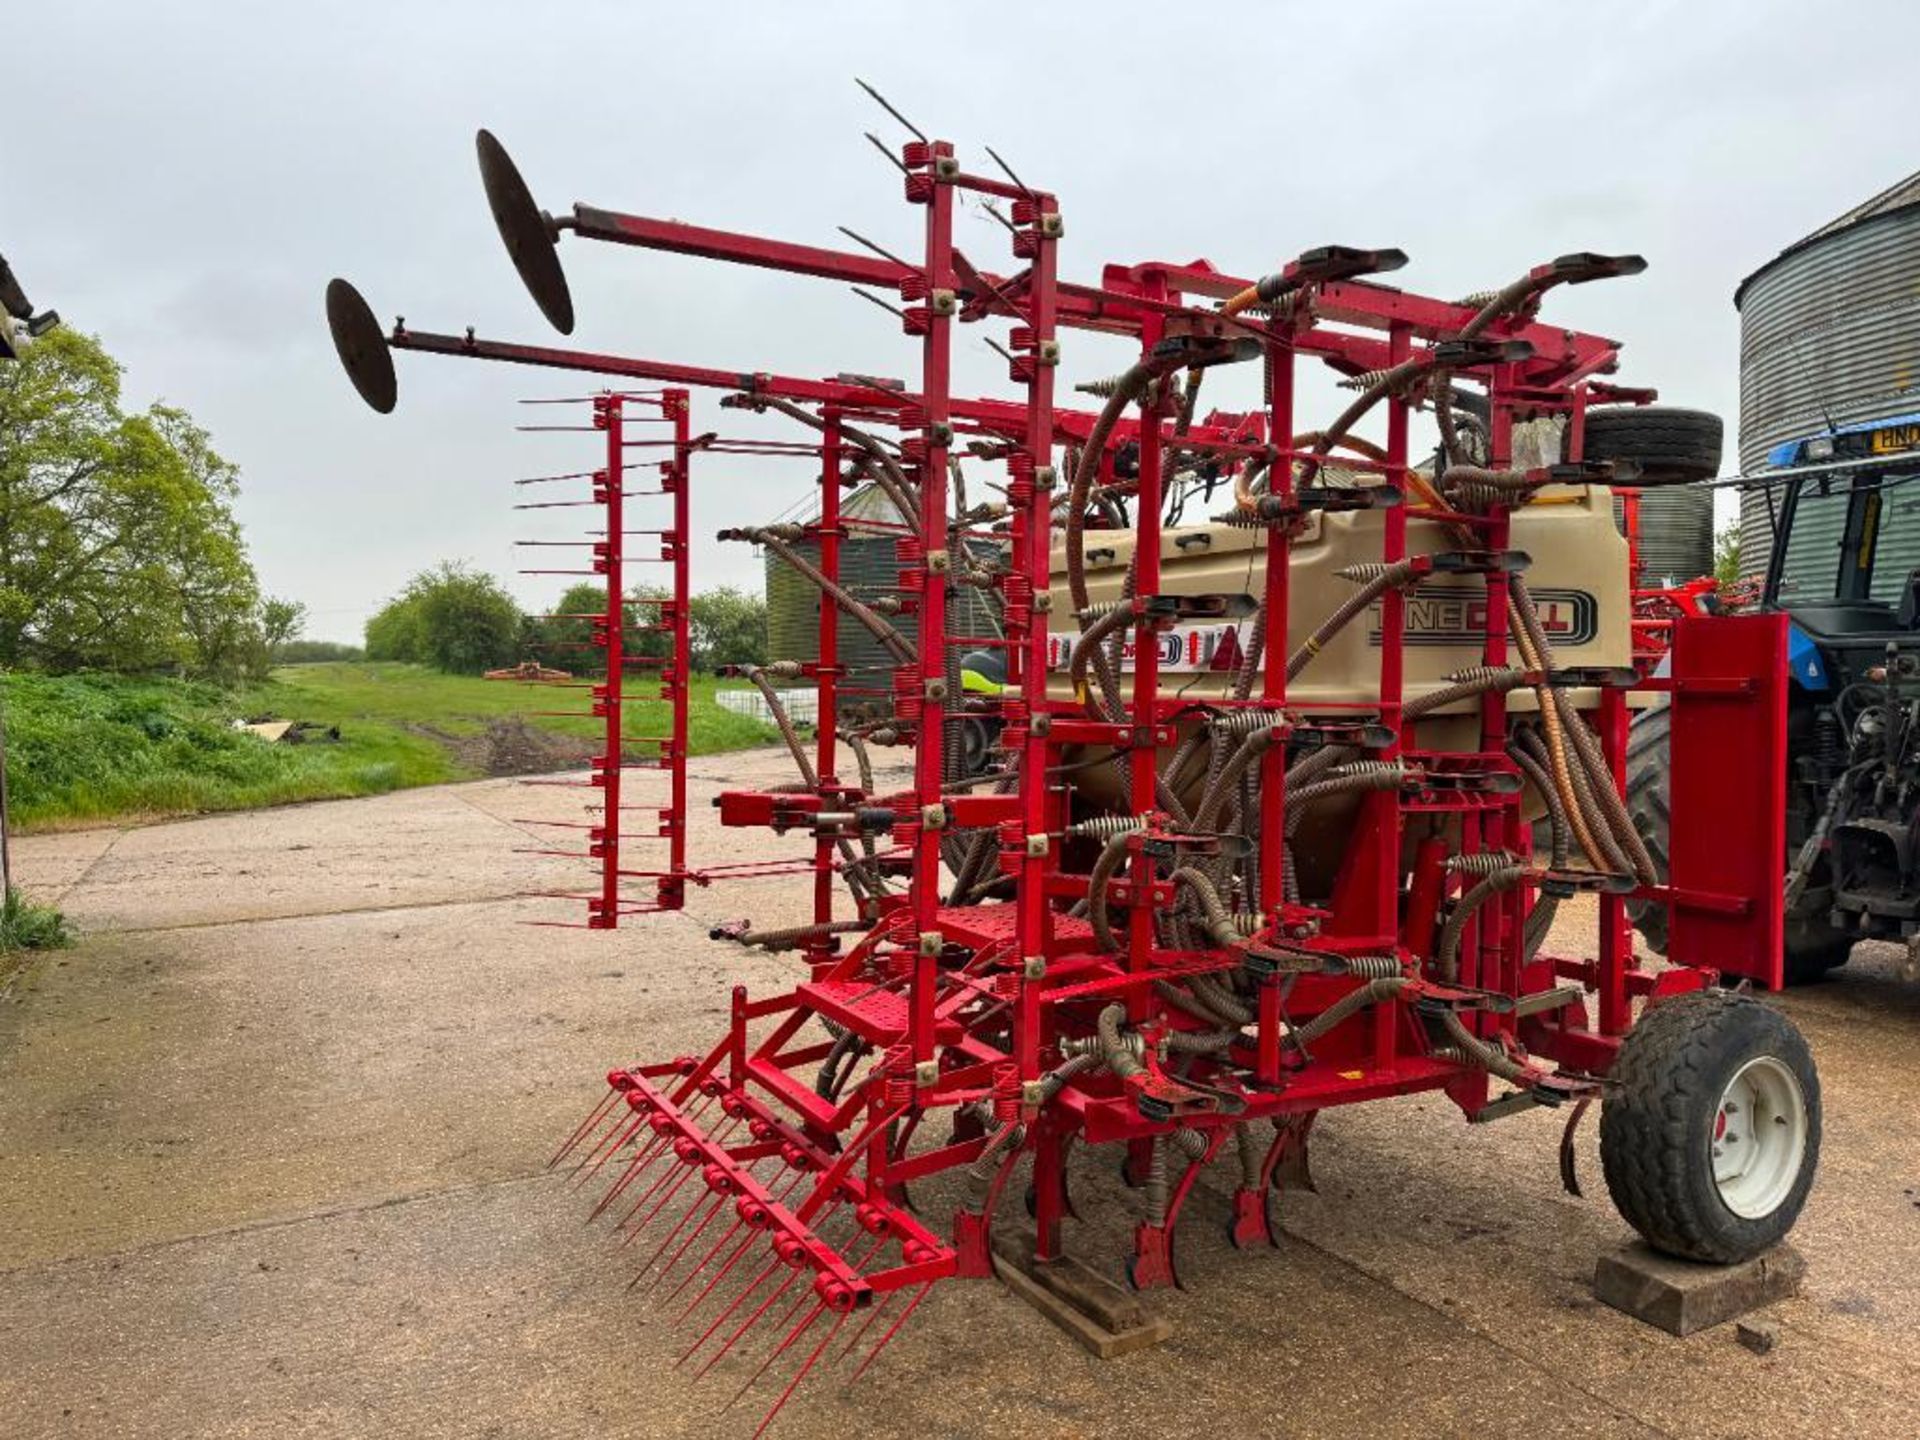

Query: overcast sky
[{"left": 9, "top": 2, "right": 1919, "bottom": 641}]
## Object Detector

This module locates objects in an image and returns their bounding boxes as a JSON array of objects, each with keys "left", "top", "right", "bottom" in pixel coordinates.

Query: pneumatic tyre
[
  {"left": 1624, "top": 702, "right": 1851, "bottom": 984},
  {"left": 1576, "top": 406, "right": 1723, "bottom": 485},
  {"left": 1601, "top": 989, "right": 1820, "bottom": 1263}
]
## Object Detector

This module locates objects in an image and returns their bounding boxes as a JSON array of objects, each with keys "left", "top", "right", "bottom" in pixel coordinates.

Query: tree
[
  {"left": 1713, "top": 522, "right": 1742, "bottom": 586},
  {"left": 0, "top": 330, "right": 263, "bottom": 676},
  {"left": 259, "top": 597, "right": 308, "bottom": 663},
  {"left": 364, "top": 562, "right": 523, "bottom": 674},
  {"left": 525, "top": 581, "right": 672, "bottom": 675},
  {"left": 688, "top": 586, "right": 767, "bottom": 672}
]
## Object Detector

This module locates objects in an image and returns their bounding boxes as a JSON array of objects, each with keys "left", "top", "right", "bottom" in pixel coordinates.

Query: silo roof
[{"left": 1736, "top": 167, "right": 1920, "bottom": 307}]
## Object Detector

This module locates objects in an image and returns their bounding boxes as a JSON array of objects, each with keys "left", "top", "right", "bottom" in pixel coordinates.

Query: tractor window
[
  {"left": 1773, "top": 483, "right": 1851, "bottom": 601},
  {"left": 1869, "top": 477, "right": 1920, "bottom": 604}
]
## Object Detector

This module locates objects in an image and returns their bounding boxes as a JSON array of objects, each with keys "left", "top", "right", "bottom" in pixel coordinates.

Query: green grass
[
  {"left": 0, "top": 886, "right": 71, "bottom": 952},
  {"left": 4, "top": 664, "right": 774, "bottom": 830}
]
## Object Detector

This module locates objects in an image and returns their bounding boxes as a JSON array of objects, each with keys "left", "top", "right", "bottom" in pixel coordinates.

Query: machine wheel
[
  {"left": 1601, "top": 989, "right": 1819, "bottom": 1262},
  {"left": 1576, "top": 406, "right": 1723, "bottom": 485},
  {"left": 1623, "top": 703, "right": 1852, "bottom": 984}
]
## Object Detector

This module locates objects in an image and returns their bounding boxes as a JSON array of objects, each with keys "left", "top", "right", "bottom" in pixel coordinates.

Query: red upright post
[
  {"left": 907, "top": 143, "right": 957, "bottom": 1077},
  {"left": 594, "top": 393, "right": 625, "bottom": 928}
]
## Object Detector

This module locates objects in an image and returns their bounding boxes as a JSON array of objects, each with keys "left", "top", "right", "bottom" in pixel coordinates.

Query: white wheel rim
[{"left": 1711, "top": 1055, "right": 1807, "bottom": 1220}]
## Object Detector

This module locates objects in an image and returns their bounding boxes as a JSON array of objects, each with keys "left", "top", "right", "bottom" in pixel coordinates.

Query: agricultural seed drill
[{"left": 328, "top": 98, "right": 1820, "bottom": 1431}]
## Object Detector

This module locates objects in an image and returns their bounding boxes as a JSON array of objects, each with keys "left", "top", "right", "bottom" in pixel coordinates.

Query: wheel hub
[{"left": 1710, "top": 1055, "right": 1807, "bottom": 1219}]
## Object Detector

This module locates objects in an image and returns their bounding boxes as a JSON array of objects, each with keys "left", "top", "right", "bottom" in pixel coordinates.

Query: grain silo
[
  {"left": 764, "top": 483, "right": 1003, "bottom": 718},
  {"left": 1735, "top": 169, "right": 1920, "bottom": 584}
]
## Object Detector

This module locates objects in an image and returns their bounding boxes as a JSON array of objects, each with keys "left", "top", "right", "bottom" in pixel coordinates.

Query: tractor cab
[
  {"left": 1749, "top": 415, "right": 1920, "bottom": 970},
  {"left": 1762, "top": 414, "right": 1920, "bottom": 678}
]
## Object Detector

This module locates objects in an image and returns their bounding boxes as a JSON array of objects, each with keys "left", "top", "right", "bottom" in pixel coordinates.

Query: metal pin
[
  {"left": 851, "top": 287, "right": 908, "bottom": 321},
  {"left": 979, "top": 200, "right": 1018, "bottom": 235},
  {"left": 724, "top": 1300, "right": 827, "bottom": 1415},
  {"left": 755, "top": 1307, "right": 852, "bottom": 1439},
  {"left": 848, "top": 1281, "right": 932, "bottom": 1386},
  {"left": 983, "top": 145, "right": 1034, "bottom": 199},
  {"left": 679, "top": 1253, "right": 783, "bottom": 1368},
  {"left": 863, "top": 132, "right": 910, "bottom": 176},
  {"left": 837, "top": 226, "right": 916, "bottom": 273},
  {"left": 854, "top": 78, "right": 927, "bottom": 143},
  {"left": 550, "top": 1085, "right": 624, "bottom": 1167}
]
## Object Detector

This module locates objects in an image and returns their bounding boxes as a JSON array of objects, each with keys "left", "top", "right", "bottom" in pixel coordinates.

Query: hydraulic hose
[{"left": 1435, "top": 864, "right": 1525, "bottom": 983}]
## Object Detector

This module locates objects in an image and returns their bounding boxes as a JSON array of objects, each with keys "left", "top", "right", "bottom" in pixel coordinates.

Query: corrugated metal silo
[
  {"left": 1613, "top": 488, "right": 1716, "bottom": 585},
  {"left": 1736, "top": 170, "right": 1920, "bottom": 584},
  {"left": 763, "top": 483, "right": 1003, "bottom": 716}
]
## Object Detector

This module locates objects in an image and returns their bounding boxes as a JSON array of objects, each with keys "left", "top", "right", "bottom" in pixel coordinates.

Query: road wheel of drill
[
  {"left": 1601, "top": 989, "right": 1819, "bottom": 1263},
  {"left": 1576, "top": 406, "right": 1722, "bottom": 485}
]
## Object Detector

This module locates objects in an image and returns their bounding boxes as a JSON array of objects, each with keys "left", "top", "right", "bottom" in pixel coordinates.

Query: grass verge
[{"left": 4, "top": 664, "right": 773, "bottom": 830}]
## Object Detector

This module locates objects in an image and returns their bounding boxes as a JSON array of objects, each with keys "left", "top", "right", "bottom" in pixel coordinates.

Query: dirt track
[{"left": 3, "top": 747, "right": 1917, "bottom": 1438}]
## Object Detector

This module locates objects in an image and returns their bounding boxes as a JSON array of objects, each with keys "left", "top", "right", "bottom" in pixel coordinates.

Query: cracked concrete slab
[{"left": 4, "top": 749, "right": 1914, "bottom": 1438}]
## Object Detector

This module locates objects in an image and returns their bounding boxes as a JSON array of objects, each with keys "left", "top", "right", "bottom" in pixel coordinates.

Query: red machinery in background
[{"left": 328, "top": 102, "right": 1818, "bottom": 1435}]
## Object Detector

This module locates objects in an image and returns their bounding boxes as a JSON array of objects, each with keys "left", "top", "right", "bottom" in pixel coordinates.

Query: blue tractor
[{"left": 1629, "top": 412, "right": 1920, "bottom": 982}]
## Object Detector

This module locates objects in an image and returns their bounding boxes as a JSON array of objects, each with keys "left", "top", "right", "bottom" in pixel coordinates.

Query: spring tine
[
  {"left": 679, "top": 1253, "right": 782, "bottom": 1368},
  {"left": 723, "top": 1300, "right": 826, "bottom": 1415},
  {"left": 694, "top": 1267, "right": 804, "bottom": 1380},
  {"left": 754, "top": 1308, "right": 851, "bottom": 1440},
  {"left": 550, "top": 1084, "right": 624, "bottom": 1167},
  {"left": 847, "top": 1282, "right": 932, "bottom": 1387},
  {"left": 853, "top": 77, "right": 927, "bottom": 144},
  {"left": 673, "top": 1165, "right": 811, "bottom": 1321}
]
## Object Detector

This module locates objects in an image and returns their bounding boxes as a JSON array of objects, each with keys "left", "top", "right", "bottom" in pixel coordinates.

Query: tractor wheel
[
  {"left": 1575, "top": 406, "right": 1723, "bottom": 485},
  {"left": 1601, "top": 989, "right": 1819, "bottom": 1263},
  {"left": 1623, "top": 702, "right": 1852, "bottom": 984}
]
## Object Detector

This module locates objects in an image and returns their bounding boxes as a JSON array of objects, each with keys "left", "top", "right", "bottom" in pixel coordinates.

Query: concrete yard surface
[{"left": 3, "top": 747, "right": 1917, "bottom": 1438}]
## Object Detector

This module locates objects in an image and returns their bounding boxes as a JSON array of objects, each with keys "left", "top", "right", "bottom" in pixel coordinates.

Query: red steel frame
[
  {"left": 347, "top": 122, "right": 1790, "bottom": 1421},
  {"left": 507, "top": 389, "right": 693, "bottom": 926}
]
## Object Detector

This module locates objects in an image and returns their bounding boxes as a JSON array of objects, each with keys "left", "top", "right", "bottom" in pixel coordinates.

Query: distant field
[{"left": 5, "top": 663, "right": 773, "bottom": 830}]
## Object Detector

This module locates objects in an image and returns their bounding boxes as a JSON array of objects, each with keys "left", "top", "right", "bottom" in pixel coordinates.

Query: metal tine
[
  {"left": 566, "top": 1107, "right": 648, "bottom": 1187},
  {"left": 846, "top": 1282, "right": 933, "bottom": 1387},
  {"left": 615, "top": 1118, "right": 738, "bottom": 1235},
  {"left": 853, "top": 78, "right": 927, "bottom": 144},
  {"left": 850, "top": 287, "right": 906, "bottom": 321},
  {"left": 687, "top": 1199, "right": 848, "bottom": 1377},
  {"left": 978, "top": 199, "right": 1019, "bottom": 235},
  {"left": 725, "top": 1229, "right": 878, "bottom": 1379},
  {"left": 692, "top": 1262, "right": 805, "bottom": 1380},
  {"left": 863, "top": 132, "right": 909, "bottom": 176},
  {"left": 836, "top": 226, "right": 916, "bottom": 273},
  {"left": 832, "top": 1286, "right": 895, "bottom": 1367},
  {"left": 612, "top": 1143, "right": 708, "bottom": 1236},
  {"left": 982, "top": 144, "right": 1036, "bottom": 200},
  {"left": 723, "top": 1301, "right": 829, "bottom": 1417},
  {"left": 650, "top": 1154, "right": 780, "bottom": 1297},
  {"left": 632, "top": 1188, "right": 729, "bottom": 1292},
  {"left": 550, "top": 1082, "right": 627, "bottom": 1168},
  {"left": 672, "top": 1165, "right": 815, "bottom": 1319},
  {"left": 754, "top": 1307, "right": 852, "bottom": 1440},
  {"left": 586, "top": 1129, "right": 678, "bottom": 1221}
]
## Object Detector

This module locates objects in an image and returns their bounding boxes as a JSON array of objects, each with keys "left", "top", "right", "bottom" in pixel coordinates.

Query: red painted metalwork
[
  {"left": 334, "top": 115, "right": 1793, "bottom": 1429},
  {"left": 504, "top": 389, "right": 693, "bottom": 927}
]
